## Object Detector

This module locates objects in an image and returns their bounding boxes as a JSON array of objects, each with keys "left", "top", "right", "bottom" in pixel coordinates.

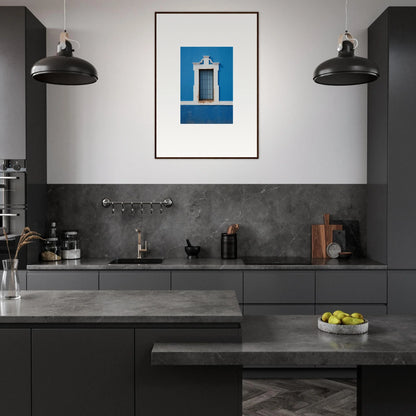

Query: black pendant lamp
[
  {"left": 31, "top": 0, "right": 97, "bottom": 85},
  {"left": 313, "top": 0, "right": 379, "bottom": 86}
]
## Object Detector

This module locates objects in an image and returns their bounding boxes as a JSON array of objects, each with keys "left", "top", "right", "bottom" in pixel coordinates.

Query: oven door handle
[
  {"left": 0, "top": 176, "right": 19, "bottom": 180},
  {"left": 0, "top": 213, "right": 20, "bottom": 217}
]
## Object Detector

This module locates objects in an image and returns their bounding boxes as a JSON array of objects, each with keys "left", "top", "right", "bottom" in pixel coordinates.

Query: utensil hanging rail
[{"left": 101, "top": 197, "right": 173, "bottom": 215}]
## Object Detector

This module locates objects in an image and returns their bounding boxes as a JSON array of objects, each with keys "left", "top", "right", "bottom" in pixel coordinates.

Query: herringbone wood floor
[{"left": 243, "top": 379, "right": 356, "bottom": 416}]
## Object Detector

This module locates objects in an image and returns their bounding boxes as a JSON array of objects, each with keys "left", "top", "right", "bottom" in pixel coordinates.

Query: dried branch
[
  {"left": 14, "top": 227, "right": 44, "bottom": 261},
  {"left": 2, "top": 227, "right": 12, "bottom": 262}
]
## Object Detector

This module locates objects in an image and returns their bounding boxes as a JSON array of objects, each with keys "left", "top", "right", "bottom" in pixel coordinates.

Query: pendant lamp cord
[
  {"left": 63, "top": 0, "right": 67, "bottom": 32},
  {"left": 345, "top": 0, "right": 348, "bottom": 32},
  {"left": 59, "top": 0, "right": 81, "bottom": 52}
]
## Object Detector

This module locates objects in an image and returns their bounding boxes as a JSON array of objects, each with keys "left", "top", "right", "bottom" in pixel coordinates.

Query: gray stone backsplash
[{"left": 47, "top": 185, "right": 366, "bottom": 259}]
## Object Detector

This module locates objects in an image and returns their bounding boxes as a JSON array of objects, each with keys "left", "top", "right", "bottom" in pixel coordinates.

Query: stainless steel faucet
[{"left": 135, "top": 228, "right": 148, "bottom": 259}]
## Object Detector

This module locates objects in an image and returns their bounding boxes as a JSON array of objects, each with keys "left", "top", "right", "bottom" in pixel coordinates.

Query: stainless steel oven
[{"left": 0, "top": 160, "right": 26, "bottom": 262}]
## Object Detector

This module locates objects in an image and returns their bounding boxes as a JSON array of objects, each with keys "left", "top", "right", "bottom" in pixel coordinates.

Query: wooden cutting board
[{"left": 312, "top": 214, "right": 343, "bottom": 258}]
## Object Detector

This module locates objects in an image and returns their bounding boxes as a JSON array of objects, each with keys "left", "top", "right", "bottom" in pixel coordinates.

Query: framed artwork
[{"left": 155, "top": 12, "right": 259, "bottom": 159}]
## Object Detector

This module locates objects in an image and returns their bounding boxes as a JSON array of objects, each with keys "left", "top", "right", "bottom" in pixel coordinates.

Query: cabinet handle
[
  {"left": 0, "top": 177, "right": 19, "bottom": 180},
  {"left": 0, "top": 213, "right": 20, "bottom": 217}
]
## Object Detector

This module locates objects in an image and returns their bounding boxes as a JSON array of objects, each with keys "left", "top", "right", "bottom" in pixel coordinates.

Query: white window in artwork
[{"left": 192, "top": 56, "right": 219, "bottom": 104}]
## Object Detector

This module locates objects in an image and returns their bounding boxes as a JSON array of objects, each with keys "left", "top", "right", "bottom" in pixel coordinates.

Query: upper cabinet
[
  {"left": 367, "top": 7, "right": 416, "bottom": 269},
  {"left": 0, "top": 7, "right": 46, "bottom": 160}
]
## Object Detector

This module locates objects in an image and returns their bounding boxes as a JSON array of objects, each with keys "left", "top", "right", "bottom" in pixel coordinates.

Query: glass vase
[{"left": 1, "top": 259, "right": 20, "bottom": 300}]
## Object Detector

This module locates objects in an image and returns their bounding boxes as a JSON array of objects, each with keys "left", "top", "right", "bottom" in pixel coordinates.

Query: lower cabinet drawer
[
  {"left": 32, "top": 329, "right": 134, "bottom": 416},
  {"left": 316, "top": 271, "right": 387, "bottom": 303},
  {"left": 244, "top": 304, "right": 315, "bottom": 315},
  {"left": 244, "top": 271, "right": 315, "bottom": 303},
  {"left": 171, "top": 271, "right": 243, "bottom": 303},
  {"left": 315, "top": 304, "right": 387, "bottom": 315},
  {"left": 27, "top": 271, "right": 99, "bottom": 290},
  {"left": 100, "top": 271, "right": 170, "bottom": 290},
  {"left": 388, "top": 271, "right": 416, "bottom": 314},
  {"left": 0, "top": 329, "right": 31, "bottom": 416}
]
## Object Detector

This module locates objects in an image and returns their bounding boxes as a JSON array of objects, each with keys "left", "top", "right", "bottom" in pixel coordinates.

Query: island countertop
[
  {"left": 152, "top": 315, "right": 416, "bottom": 367},
  {"left": 0, "top": 290, "right": 242, "bottom": 324}
]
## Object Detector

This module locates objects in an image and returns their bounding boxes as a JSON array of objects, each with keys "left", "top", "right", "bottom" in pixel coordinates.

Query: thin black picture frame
[{"left": 154, "top": 11, "right": 259, "bottom": 159}]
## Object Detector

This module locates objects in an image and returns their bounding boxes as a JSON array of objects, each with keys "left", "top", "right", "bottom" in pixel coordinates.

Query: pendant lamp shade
[
  {"left": 31, "top": 39, "right": 98, "bottom": 85},
  {"left": 313, "top": 40, "right": 379, "bottom": 86},
  {"left": 31, "top": 41, "right": 98, "bottom": 85},
  {"left": 31, "top": 0, "right": 97, "bottom": 85}
]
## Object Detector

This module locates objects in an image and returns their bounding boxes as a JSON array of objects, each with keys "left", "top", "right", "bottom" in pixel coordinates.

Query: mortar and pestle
[{"left": 185, "top": 239, "right": 200, "bottom": 259}]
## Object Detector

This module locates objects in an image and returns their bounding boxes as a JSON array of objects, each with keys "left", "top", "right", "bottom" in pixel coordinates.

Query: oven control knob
[{"left": 13, "top": 162, "right": 21, "bottom": 171}]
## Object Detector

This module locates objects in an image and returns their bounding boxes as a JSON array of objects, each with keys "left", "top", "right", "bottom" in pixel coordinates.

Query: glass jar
[
  {"left": 40, "top": 238, "right": 61, "bottom": 261},
  {"left": 61, "top": 231, "right": 81, "bottom": 260}
]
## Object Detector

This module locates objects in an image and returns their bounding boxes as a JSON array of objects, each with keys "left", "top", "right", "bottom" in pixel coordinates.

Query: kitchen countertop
[
  {"left": 27, "top": 257, "right": 387, "bottom": 270},
  {"left": 152, "top": 314, "right": 416, "bottom": 367},
  {"left": 0, "top": 290, "right": 242, "bottom": 324}
]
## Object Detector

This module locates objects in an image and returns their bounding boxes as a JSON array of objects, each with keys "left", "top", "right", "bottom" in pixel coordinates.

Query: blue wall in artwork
[
  {"left": 181, "top": 105, "right": 233, "bottom": 124},
  {"left": 180, "top": 47, "right": 233, "bottom": 102}
]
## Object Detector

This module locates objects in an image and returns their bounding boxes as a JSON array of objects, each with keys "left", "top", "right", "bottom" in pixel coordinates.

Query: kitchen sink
[{"left": 108, "top": 258, "right": 164, "bottom": 264}]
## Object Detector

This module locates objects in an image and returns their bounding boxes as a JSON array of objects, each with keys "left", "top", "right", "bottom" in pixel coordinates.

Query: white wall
[{"left": 2, "top": 0, "right": 416, "bottom": 184}]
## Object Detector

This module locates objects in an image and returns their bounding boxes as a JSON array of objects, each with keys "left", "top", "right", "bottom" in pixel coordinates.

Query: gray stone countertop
[
  {"left": 0, "top": 290, "right": 242, "bottom": 324},
  {"left": 27, "top": 257, "right": 386, "bottom": 270},
  {"left": 152, "top": 315, "right": 416, "bottom": 366}
]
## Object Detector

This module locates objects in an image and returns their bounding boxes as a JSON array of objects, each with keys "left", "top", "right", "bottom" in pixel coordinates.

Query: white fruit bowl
[{"left": 318, "top": 318, "right": 369, "bottom": 335}]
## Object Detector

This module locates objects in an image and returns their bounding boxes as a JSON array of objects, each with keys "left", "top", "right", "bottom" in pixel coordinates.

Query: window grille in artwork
[{"left": 199, "top": 69, "right": 214, "bottom": 100}]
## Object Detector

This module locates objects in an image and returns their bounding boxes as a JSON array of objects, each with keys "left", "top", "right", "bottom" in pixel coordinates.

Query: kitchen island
[
  {"left": 0, "top": 290, "right": 242, "bottom": 416},
  {"left": 153, "top": 315, "right": 416, "bottom": 416}
]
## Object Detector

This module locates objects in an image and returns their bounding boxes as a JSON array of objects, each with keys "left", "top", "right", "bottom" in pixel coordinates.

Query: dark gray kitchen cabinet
[
  {"left": 0, "top": 7, "right": 47, "bottom": 266},
  {"left": 0, "top": 329, "right": 31, "bottom": 416},
  {"left": 244, "top": 304, "right": 314, "bottom": 315},
  {"left": 368, "top": 8, "right": 416, "bottom": 269},
  {"left": 100, "top": 271, "right": 170, "bottom": 290},
  {"left": 171, "top": 271, "right": 243, "bottom": 303},
  {"left": 388, "top": 271, "right": 416, "bottom": 313},
  {"left": 32, "top": 329, "right": 134, "bottom": 416},
  {"left": 244, "top": 271, "right": 315, "bottom": 304},
  {"left": 18, "top": 270, "right": 27, "bottom": 290},
  {"left": 316, "top": 271, "right": 387, "bottom": 304},
  {"left": 27, "top": 271, "right": 99, "bottom": 290},
  {"left": 0, "top": 7, "right": 45, "bottom": 158},
  {"left": 135, "top": 327, "right": 241, "bottom": 416}
]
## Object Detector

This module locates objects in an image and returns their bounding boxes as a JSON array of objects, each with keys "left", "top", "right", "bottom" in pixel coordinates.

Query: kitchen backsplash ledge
[{"left": 47, "top": 184, "right": 367, "bottom": 259}]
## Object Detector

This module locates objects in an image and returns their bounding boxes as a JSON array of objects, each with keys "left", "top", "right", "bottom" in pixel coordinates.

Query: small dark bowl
[
  {"left": 185, "top": 246, "right": 200, "bottom": 258},
  {"left": 338, "top": 251, "right": 352, "bottom": 259}
]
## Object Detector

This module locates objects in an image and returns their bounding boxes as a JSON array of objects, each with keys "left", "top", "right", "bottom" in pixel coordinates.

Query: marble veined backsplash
[{"left": 47, "top": 185, "right": 366, "bottom": 259}]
